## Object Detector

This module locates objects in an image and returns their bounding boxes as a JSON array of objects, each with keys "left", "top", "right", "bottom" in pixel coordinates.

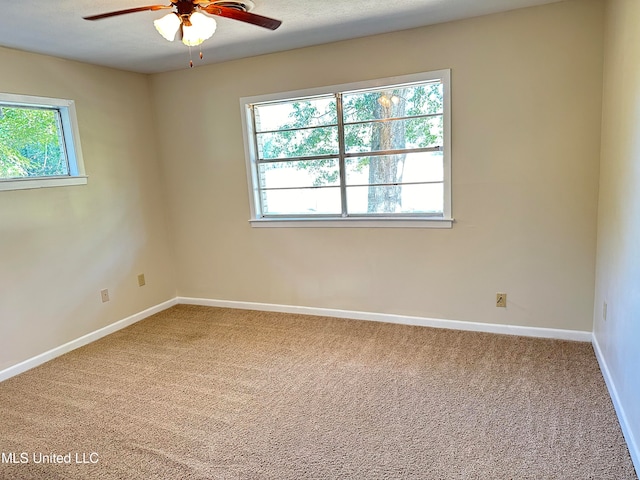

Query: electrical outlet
[
  {"left": 603, "top": 301, "right": 607, "bottom": 321},
  {"left": 100, "top": 289, "right": 110, "bottom": 303},
  {"left": 496, "top": 293, "right": 507, "bottom": 308},
  {"left": 137, "top": 274, "right": 146, "bottom": 287}
]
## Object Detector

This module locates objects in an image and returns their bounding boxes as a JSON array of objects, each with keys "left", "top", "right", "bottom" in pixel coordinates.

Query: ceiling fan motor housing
[
  {"left": 209, "top": 1, "right": 255, "bottom": 12},
  {"left": 175, "top": 1, "right": 196, "bottom": 16},
  {"left": 174, "top": 0, "right": 254, "bottom": 20}
]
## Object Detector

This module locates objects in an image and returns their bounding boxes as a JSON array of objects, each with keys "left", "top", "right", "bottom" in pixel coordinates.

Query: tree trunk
[{"left": 367, "top": 90, "right": 406, "bottom": 213}]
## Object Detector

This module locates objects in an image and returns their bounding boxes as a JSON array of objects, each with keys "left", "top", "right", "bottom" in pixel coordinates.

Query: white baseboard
[
  {"left": 177, "top": 297, "right": 592, "bottom": 342},
  {"left": 0, "top": 298, "right": 178, "bottom": 383},
  {"left": 592, "top": 334, "right": 640, "bottom": 477}
]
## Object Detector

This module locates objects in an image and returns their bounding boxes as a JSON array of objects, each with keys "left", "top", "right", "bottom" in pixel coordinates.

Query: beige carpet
[{"left": 0, "top": 305, "right": 636, "bottom": 479}]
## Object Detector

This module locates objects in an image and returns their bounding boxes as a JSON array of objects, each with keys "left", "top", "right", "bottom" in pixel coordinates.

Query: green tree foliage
[
  {"left": 260, "top": 83, "right": 443, "bottom": 213},
  {"left": 0, "top": 106, "right": 68, "bottom": 179}
]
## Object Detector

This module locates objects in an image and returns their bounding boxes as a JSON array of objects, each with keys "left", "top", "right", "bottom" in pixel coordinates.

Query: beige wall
[
  {"left": 151, "top": 0, "right": 604, "bottom": 331},
  {"left": 594, "top": 0, "right": 640, "bottom": 467},
  {"left": 0, "top": 47, "right": 176, "bottom": 371}
]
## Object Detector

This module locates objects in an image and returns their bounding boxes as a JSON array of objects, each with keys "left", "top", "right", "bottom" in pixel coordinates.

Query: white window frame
[
  {"left": 0, "top": 93, "right": 87, "bottom": 192},
  {"left": 240, "top": 69, "right": 452, "bottom": 228}
]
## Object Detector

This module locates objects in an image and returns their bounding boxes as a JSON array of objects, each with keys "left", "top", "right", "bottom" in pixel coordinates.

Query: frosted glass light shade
[
  {"left": 182, "top": 12, "right": 217, "bottom": 47},
  {"left": 154, "top": 13, "right": 181, "bottom": 41}
]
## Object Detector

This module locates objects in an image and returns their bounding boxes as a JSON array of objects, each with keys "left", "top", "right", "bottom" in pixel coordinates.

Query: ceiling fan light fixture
[
  {"left": 182, "top": 12, "right": 217, "bottom": 47},
  {"left": 154, "top": 12, "right": 181, "bottom": 41}
]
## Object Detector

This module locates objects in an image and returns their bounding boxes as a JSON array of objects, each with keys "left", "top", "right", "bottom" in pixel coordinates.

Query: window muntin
[
  {"left": 257, "top": 127, "right": 339, "bottom": 160},
  {"left": 342, "top": 83, "right": 444, "bottom": 122},
  {"left": 345, "top": 153, "right": 444, "bottom": 185},
  {"left": 254, "top": 95, "right": 339, "bottom": 161},
  {"left": 0, "top": 93, "right": 86, "bottom": 191},
  {"left": 343, "top": 116, "right": 443, "bottom": 154},
  {"left": 242, "top": 70, "right": 451, "bottom": 226},
  {"left": 260, "top": 159, "right": 341, "bottom": 189}
]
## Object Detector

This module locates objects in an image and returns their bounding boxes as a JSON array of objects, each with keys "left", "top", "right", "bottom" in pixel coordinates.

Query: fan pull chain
[{"left": 186, "top": 46, "right": 204, "bottom": 68}]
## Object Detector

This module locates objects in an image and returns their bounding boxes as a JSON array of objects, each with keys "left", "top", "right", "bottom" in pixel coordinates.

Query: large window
[
  {"left": 0, "top": 93, "right": 86, "bottom": 192},
  {"left": 241, "top": 70, "right": 451, "bottom": 227}
]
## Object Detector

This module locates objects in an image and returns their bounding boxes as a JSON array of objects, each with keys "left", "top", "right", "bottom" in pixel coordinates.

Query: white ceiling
[{"left": 1, "top": 0, "right": 564, "bottom": 74}]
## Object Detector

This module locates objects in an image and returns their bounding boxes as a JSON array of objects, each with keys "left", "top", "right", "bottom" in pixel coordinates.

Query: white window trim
[
  {"left": 0, "top": 93, "right": 87, "bottom": 192},
  {"left": 240, "top": 70, "right": 452, "bottom": 228}
]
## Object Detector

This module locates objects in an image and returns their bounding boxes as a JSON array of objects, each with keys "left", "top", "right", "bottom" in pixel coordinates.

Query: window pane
[
  {"left": 244, "top": 70, "right": 451, "bottom": 222},
  {"left": 254, "top": 96, "right": 337, "bottom": 132},
  {"left": 261, "top": 187, "right": 341, "bottom": 215},
  {"left": 0, "top": 106, "right": 69, "bottom": 179},
  {"left": 346, "top": 183, "right": 444, "bottom": 215},
  {"left": 342, "top": 82, "right": 443, "bottom": 124},
  {"left": 345, "top": 152, "right": 444, "bottom": 186},
  {"left": 344, "top": 116, "right": 442, "bottom": 154},
  {"left": 257, "top": 126, "right": 339, "bottom": 160},
  {"left": 259, "top": 159, "right": 340, "bottom": 189}
]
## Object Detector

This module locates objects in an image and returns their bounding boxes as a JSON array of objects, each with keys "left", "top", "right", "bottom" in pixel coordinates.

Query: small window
[
  {"left": 240, "top": 70, "right": 451, "bottom": 228},
  {"left": 0, "top": 93, "right": 86, "bottom": 192}
]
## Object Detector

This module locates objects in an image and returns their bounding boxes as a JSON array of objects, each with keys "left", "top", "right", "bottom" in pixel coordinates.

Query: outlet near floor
[
  {"left": 100, "top": 289, "right": 110, "bottom": 303},
  {"left": 137, "top": 274, "right": 146, "bottom": 287}
]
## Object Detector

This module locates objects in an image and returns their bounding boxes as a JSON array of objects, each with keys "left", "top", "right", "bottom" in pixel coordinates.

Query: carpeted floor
[{"left": 0, "top": 305, "right": 636, "bottom": 479}]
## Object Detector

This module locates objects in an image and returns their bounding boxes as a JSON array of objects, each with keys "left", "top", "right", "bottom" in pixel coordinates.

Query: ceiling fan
[{"left": 85, "top": 1, "right": 281, "bottom": 65}]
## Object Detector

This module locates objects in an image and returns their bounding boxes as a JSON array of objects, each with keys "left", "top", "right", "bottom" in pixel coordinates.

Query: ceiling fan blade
[
  {"left": 201, "top": 5, "right": 282, "bottom": 30},
  {"left": 84, "top": 5, "right": 173, "bottom": 21}
]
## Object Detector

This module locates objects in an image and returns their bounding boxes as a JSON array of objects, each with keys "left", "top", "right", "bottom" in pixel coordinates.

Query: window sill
[
  {"left": 249, "top": 217, "right": 454, "bottom": 228},
  {"left": 0, "top": 176, "right": 88, "bottom": 192}
]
